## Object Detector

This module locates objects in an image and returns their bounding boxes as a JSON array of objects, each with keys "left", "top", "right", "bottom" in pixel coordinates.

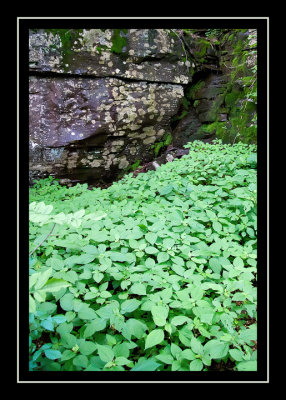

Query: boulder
[{"left": 29, "top": 29, "right": 188, "bottom": 183}]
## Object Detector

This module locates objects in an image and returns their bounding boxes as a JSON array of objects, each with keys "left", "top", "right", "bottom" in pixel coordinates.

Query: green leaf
[
  {"left": 113, "top": 342, "right": 130, "bottom": 359},
  {"left": 44, "top": 349, "right": 61, "bottom": 360},
  {"left": 131, "top": 358, "right": 161, "bottom": 371},
  {"left": 84, "top": 319, "right": 106, "bottom": 337},
  {"left": 130, "top": 283, "right": 146, "bottom": 295},
  {"left": 163, "top": 238, "right": 175, "bottom": 249},
  {"left": 171, "top": 316, "right": 189, "bottom": 326},
  {"left": 159, "top": 185, "right": 173, "bottom": 196},
  {"left": 73, "top": 355, "right": 88, "bottom": 368},
  {"left": 40, "top": 278, "right": 71, "bottom": 293},
  {"left": 61, "top": 350, "right": 76, "bottom": 361},
  {"left": 29, "top": 295, "right": 36, "bottom": 313},
  {"left": 190, "top": 286, "right": 204, "bottom": 301},
  {"left": 156, "top": 353, "right": 174, "bottom": 364},
  {"left": 60, "top": 293, "right": 74, "bottom": 311},
  {"left": 204, "top": 339, "right": 229, "bottom": 359},
  {"left": 233, "top": 257, "right": 244, "bottom": 268},
  {"left": 170, "top": 343, "right": 182, "bottom": 359},
  {"left": 145, "top": 257, "right": 155, "bottom": 268},
  {"left": 115, "top": 356, "right": 130, "bottom": 366},
  {"left": 145, "top": 246, "right": 159, "bottom": 255},
  {"left": 145, "top": 232, "right": 157, "bottom": 245},
  {"left": 61, "top": 332, "right": 77, "bottom": 348},
  {"left": 190, "top": 336, "right": 203, "bottom": 355},
  {"left": 145, "top": 329, "right": 164, "bottom": 350},
  {"left": 157, "top": 252, "right": 170, "bottom": 264},
  {"left": 179, "top": 349, "right": 196, "bottom": 361},
  {"left": 213, "top": 221, "right": 222, "bottom": 232},
  {"left": 151, "top": 305, "right": 169, "bottom": 326},
  {"left": 93, "top": 271, "right": 104, "bottom": 283},
  {"left": 78, "top": 307, "right": 98, "bottom": 320},
  {"left": 125, "top": 318, "right": 147, "bottom": 339},
  {"left": 34, "top": 268, "right": 53, "bottom": 290},
  {"left": 121, "top": 299, "right": 141, "bottom": 314},
  {"left": 79, "top": 340, "right": 97, "bottom": 356},
  {"left": 189, "top": 359, "right": 203, "bottom": 371},
  {"left": 209, "top": 258, "right": 222, "bottom": 274},
  {"left": 97, "top": 344, "right": 115, "bottom": 363},
  {"left": 236, "top": 360, "right": 257, "bottom": 371},
  {"left": 229, "top": 348, "right": 244, "bottom": 361}
]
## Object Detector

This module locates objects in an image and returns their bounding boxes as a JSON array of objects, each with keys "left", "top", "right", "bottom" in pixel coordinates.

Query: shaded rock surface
[
  {"left": 29, "top": 29, "right": 190, "bottom": 184},
  {"left": 29, "top": 28, "right": 257, "bottom": 185}
]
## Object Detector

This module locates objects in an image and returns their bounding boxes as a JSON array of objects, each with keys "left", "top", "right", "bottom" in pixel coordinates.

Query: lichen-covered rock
[
  {"left": 29, "top": 74, "right": 184, "bottom": 183},
  {"left": 29, "top": 29, "right": 191, "bottom": 84},
  {"left": 29, "top": 29, "right": 189, "bottom": 183}
]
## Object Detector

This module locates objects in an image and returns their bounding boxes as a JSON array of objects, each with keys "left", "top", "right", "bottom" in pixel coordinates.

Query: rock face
[
  {"left": 29, "top": 28, "right": 257, "bottom": 184},
  {"left": 172, "top": 29, "right": 257, "bottom": 146},
  {"left": 29, "top": 29, "right": 190, "bottom": 183}
]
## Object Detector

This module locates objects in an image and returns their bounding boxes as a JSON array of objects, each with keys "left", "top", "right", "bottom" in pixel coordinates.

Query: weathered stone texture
[
  {"left": 29, "top": 29, "right": 190, "bottom": 84},
  {"left": 29, "top": 29, "right": 186, "bottom": 183}
]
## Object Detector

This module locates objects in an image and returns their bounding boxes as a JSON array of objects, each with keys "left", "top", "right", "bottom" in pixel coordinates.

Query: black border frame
[{"left": 18, "top": 16, "right": 268, "bottom": 383}]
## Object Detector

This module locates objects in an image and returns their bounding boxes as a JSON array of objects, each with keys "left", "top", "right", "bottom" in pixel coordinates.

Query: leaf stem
[{"left": 29, "top": 223, "right": 56, "bottom": 256}]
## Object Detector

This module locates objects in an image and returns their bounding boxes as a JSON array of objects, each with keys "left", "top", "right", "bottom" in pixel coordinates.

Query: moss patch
[{"left": 110, "top": 29, "right": 128, "bottom": 54}]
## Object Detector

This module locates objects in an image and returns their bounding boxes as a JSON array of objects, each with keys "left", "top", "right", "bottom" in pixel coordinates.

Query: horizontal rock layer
[
  {"left": 29, "top": 29, "right": 189, "bottom": 183},
  {"left": 29, "top": 29, "right": 191, "bottom": 84}
]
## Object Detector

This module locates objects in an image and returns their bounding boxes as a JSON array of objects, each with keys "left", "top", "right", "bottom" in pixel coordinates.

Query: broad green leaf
[
  {"left": 61, "top": 332, "right": 77, "bottom": 349},
  {"left": 163, "top": 238, "right": 175, "bottom": 249},
  {"left": 189, "top": 359, "right": 203, "bottom": 371},
  {"left": 44, "top": 349, "right": 61, "bottom": 360},
  {"left": 34, "top": 268, "right": 53, "bottom": 290},
  {"left": 233, "top": 257, "right": 244, "bottom": 268},
  {"left": 78, "top": 340, "right": 97, "bottom": 356},
  {"left": 113, "top": 342, "right": 130, "bottom": 359},
  {"left": 125, "top": 318, "right": 147, "bottom": 339},
  {"left": 61, "top": 350, "right": 76, "bottom": 361},
  {"left": 130, "top": 283, "right": 146, "bottom": 295},
  {"left": 115, "top": 356, "right": 130, "bottom": 366},
  {"left": 84, "top": 319, "right": 106, "bottom": 338},
  {"left": 151, "top": 305, "right": 169, "bottom": 326},
  {"left": 190, "top": 336, "right": 203, "bottom": 355},
  {"left": 156, "top": 353, "right": 173, "bottom": 364},
  {"left": 97, "top": 345, "right": 115, "bottom": 363},
  {"left": 236, "top": 360, "right": 257, "bottom": 371},
  {"left": 229, "top": 348, "right": 244, "bottom": 362},
  {"left": 131, "top": 358, "right": 161, "bottom": 371},
  {"left": 170, "top": 343, "right": 182, "bottom": 358},
  {"left": 145, "top": 329, "right": 164, "bottom": 350},
  {"left": 121, "top": 299, "right": 141, "bottom": 314},
  {"left": 179, "top": 349, "right": 196, "bottom": 361},
  {"left": 78, "top": 307, "right": 98, "bottom": 320},
  {"left": 204, "top": 339, "right": 229, "bottom": 359},
  {"left": 190, "top": 286, "right": 204, "bottom": 301},
  {"left": 40, "top": 278, "right": 71, "bottom": 293},
  {"left": 145, "top": 232, "right": 157, "bottom": 245},
  {"left": 159, "top": 185, "right": 173, "bottom": 196},
  {"left": 93, "top": 271, "right": 104, "bottom": 283},
  {"left": 157, "top": 252, "right": 170, "bottom": 264},
  {"left": 73, "top": 355, "right": 89, "bottom": 368},
  {"left": 29, "top": 295, "right": 36, "bottom": 313},
  {"left": 145, "top": 246, "right": 159, "bottom": 255},
  {"left": 171, "top": 316, "right": 189, "bottom": 326},
  {"left": 60, "top": 293, "right": 74, "bottom": 311}
]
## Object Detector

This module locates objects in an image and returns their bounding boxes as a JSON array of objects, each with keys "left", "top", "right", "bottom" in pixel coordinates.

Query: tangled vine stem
[
  {"left": 168, "top": 29, "right": 194, "bottom": 71},
  {"left": 29, "top": 223, "right": 56, "bottom": 256}
]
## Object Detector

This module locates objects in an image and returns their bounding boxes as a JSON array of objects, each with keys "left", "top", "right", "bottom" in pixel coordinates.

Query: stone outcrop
[
  {"left": 171, "top": 29, "right": 257, "bottom": 146},
  {"left": 29, "top": 28, "right": 257, "bottom": 185},
  {"left": 29, "top": 29, "right": 190, "bottom": 183}
]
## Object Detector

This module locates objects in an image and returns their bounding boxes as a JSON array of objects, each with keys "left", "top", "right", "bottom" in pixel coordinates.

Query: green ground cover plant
[{"left": 29, "top": 140, "right": 257, "bottom": 372}]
